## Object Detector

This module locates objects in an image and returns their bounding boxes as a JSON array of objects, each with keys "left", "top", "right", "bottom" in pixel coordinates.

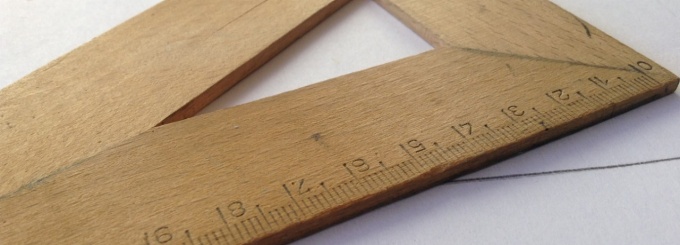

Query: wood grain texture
[
  {"left": 1, "top": 0, "right": 678, "bottom": 244},
  {"left": 0, "top": 0, "right": 350, "bottom": 196},
  {"left": 1, "top": 47, "right": 676, "bottom": 244},
  {"left": 375, "top": 0, "right": 667, "bottom": 70}
]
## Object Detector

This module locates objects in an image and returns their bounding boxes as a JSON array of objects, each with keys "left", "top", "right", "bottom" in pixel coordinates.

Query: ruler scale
[{"left": 1, "top": 0, "right": 678, "bottom": 244}]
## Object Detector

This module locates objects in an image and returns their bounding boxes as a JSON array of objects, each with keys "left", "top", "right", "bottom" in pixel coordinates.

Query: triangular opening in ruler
[{"left": 199, "top": 0, "right": 432, "bottom": 114}]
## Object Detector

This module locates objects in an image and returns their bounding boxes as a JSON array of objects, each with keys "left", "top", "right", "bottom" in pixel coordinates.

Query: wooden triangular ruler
[{"left": 1, "top": 0, "right": 677, "bottom": 244}]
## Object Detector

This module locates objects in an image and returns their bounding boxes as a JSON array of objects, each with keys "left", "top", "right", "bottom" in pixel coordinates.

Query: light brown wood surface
[
  {"left": 0, "top": 0, "right": 350, "bottom": 196},
  {"left": 1, "top": 0, "right": 678, "bottom": 244},
  {"left": 376, "top": 0, "right": 650, "bottom": 68}
]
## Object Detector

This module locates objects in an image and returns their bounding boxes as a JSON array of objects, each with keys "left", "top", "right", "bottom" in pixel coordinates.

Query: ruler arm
[
  {"left": 1, "top": 47, "right": 676, "bottom": 244},
  {"left": 0, "top": 0, "right": 350, "bottom": 197}
]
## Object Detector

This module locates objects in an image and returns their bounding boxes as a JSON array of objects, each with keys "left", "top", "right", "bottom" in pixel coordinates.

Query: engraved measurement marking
[{"left": 141, "top": 64, "right": 662, "bottom": 244}]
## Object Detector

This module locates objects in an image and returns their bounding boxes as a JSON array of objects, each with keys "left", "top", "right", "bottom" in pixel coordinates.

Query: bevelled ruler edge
[{"left": 158, "top": 0, "right": 352, "bottom": 125}]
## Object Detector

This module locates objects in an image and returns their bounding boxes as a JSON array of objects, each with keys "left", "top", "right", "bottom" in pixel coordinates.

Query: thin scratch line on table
[{"left": 450, "top": 156, "right": 680, "bottom": 184}]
